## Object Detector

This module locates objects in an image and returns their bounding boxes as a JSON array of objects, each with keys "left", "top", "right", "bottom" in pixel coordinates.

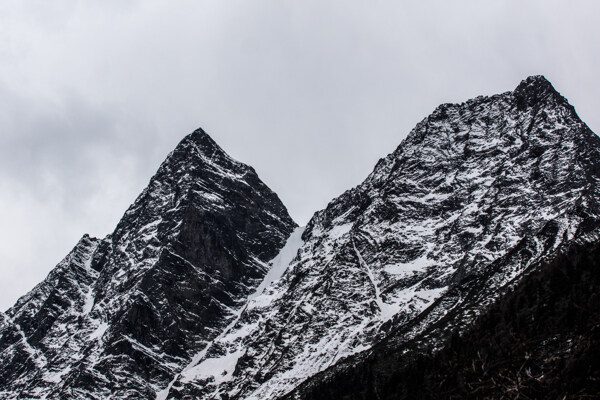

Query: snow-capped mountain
[
  {"left": 285, "top": 76, "right": 600, "bottom": 399},
  {"left": 1, "top": 76, "right": 599, "bottom": 400},
  {"left": 162, "top": 76, "right": 600, "bottom": 399},
  {"left": 0, "top": 130, "right": 296, "bottom": 399}
]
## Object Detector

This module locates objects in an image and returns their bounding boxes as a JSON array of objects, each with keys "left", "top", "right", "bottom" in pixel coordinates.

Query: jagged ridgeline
[{"left": 1, "top": 76, "right": 599, "bottom": 399}]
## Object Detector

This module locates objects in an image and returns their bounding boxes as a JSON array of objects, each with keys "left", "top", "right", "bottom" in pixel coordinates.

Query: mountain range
[{"left": 1, "top": 75, "right": 599, "bottom": 399}]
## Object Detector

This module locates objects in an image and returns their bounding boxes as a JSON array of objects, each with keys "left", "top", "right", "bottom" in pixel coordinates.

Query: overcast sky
[{"left": 1, "top": 0, "right": 599, "bottom": 310}]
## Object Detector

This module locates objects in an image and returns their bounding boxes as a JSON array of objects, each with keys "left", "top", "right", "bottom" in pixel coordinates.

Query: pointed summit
[
  {"left": 177, "top": 127, "right": 225, "bottom": 156},
  {"left": 160, "top": 127, "right": 242, "bottom": 178},
  {"left": 515, "top": 74, "right": 553, "bottom": 89},
  {"left": 513, "top": 75, "right": 563, "bottom": 110},
  {"left": 113, "top": 127, "right": 296, "bottom": 257},
  {"left": 187, "top": 127, "right": 217, "bottom": 144}
]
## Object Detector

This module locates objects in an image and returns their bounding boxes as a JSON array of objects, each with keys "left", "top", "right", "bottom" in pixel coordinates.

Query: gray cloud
[{"left": 1, "top": 0, "right": 599, "bottom": 309}]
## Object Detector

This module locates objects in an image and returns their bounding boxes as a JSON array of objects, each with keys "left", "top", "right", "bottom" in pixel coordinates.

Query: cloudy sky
[{"left": 1, "top": 0, "right": 599, "bottom": 310}]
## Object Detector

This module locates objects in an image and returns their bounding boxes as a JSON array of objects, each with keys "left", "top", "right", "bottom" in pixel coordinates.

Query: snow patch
[
  {"left": 384, "top": 254, "right": 434, "bottom": 276},
  {"left": 328, "top": 222, "right": 353, "bottom": 239},
  {"left": 82, "top": 288, "right": 95, "bottom": 314},
  {"left": 353, "top": 240, "right": 397, "bottom": 321},
  {"left": 43, "top": 366, "right": 71, "bottom": 383},
  {"left": 89, "top": 322, "right": 108, "bottom": 340},
  {"left": 180, "top": 349, "right": 243, "bottom": 384}
]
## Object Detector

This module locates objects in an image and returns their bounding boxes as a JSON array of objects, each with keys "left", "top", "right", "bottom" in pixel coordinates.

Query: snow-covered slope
[
  {"left": 0, "top": 129, "right": 296, "bottom": 399},
  {"left": 162, "top": 76, "right": 600, "bottom": 399},
  {"left": 283, "top": 228, "right": 600, "bottom": 400}
]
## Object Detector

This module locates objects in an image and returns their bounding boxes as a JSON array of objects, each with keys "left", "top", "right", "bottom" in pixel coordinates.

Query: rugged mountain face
[
  {"left": 285, "top": 229, "right": 600, "bottom": 399},
  {"left": 158, "top": 76, "right": 600, "bottom": 400},
  {"left": 281, "top": 76, "right": 600, "bottom": 400},
  {"left": 0, "top": 129, "right": 296, "bottom": 399},
  {"left": 1, "top": 76, "right": 599, "bottom": 400}
]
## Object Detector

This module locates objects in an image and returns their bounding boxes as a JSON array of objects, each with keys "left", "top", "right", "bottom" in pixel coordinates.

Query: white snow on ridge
[
  {"left": 43, "top": 366, "right": 71, "bottom": 383},
  {"left": 352, "top": 240, "right": 391, "bottom": 321}
]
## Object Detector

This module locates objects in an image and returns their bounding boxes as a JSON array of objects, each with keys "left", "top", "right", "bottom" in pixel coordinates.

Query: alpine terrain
[
  {"left": 0, "top": 131, "right": 296, "bottom": 398},
  {"left": 1, "top": 75, "right": 599, "bottom": 399}
]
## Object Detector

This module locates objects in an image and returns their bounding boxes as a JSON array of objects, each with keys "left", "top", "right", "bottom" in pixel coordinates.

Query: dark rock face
[
  {"left": 2, "top": 76, "right": 600, "bottom": 400},
  {"left": 0, "top": 129, "right": 296, "bottom": 399}
]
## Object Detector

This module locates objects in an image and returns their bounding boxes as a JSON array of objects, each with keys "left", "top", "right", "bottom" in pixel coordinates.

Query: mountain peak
[
  {"left": 513, "top": 75, "right": 562, "bottom": 109},
  {"left": 147, "top": 127, "right": 248, "bottom": 193},
  {"left": 115, "top": 126, "right": 293, "bottom": 242},
  {"left": 173, "top": 127, "right": 229, "bottom": 161},
  {"left": 185, "top": 127, "right": 216, "bottom": 147},
  {"left": 517, "top": 74, "right": 552, "bottom": 87}
]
